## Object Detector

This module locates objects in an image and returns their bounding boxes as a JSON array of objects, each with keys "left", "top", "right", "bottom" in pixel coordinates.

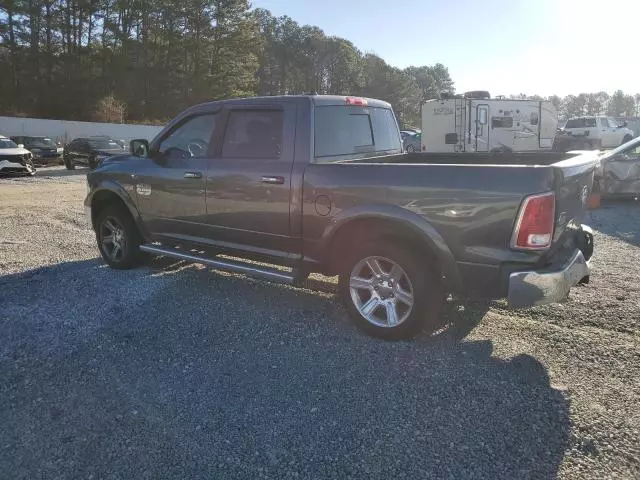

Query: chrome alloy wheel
[
  {"left": 100, "top": 216, "right": 126, "bottom": 262},
  {"left": 349, "top": 256, "right": 414, "bottom": 328}
]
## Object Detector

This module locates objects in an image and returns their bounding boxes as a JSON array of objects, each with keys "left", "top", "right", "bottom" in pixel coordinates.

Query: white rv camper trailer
[{"left": 420, "top": 91, "right": 558, "bottom": 153}]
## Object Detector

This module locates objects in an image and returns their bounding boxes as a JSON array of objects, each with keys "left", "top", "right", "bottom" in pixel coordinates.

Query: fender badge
[{"left": 136, "top": 184, "right": 152, "bottom": 196}]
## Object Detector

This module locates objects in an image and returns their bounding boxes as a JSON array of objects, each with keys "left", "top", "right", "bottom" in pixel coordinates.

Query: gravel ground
[{"left": 0, "top": 167, "right": 639, "bottom": 479}]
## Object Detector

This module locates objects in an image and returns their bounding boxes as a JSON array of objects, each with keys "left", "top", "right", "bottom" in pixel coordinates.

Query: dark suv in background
[{"left": 63, "top": 136, "right": 126, "bottom": 170}]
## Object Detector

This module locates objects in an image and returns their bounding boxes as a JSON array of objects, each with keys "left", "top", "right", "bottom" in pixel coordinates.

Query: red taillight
[
  {"left": 511, "top": 192, "right": 556, "bottom": 250},
  {"left": 345, "top": 96, "right": 367, "bottom": 106}
]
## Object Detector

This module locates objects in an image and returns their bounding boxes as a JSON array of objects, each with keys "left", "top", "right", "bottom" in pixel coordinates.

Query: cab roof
[{"left": 191, "top": 94, "right": 392, "bottom": 111}]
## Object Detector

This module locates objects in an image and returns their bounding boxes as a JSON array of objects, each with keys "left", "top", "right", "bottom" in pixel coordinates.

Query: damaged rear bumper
[{"left": 507, "top": 226, "right": 593, "bottom": 308}]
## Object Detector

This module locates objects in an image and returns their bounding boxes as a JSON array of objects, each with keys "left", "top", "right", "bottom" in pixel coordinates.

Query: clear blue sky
[{"left": 252, "top": 0, "right": 639, "bottom": 97}]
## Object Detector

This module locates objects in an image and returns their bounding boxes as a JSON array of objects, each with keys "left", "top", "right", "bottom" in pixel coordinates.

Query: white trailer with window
[{"left": 420, "top": 92, "right": 558, "bottom": 153}]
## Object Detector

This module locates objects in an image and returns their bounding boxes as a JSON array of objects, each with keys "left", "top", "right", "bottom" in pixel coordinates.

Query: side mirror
[{"left": 130, "top": 139, "right": 149, "bottom": 157}]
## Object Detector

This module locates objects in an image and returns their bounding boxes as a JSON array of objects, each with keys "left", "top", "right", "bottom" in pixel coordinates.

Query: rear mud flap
[{"left": 577, "top": 224, "right": 594, "bottom": 284}]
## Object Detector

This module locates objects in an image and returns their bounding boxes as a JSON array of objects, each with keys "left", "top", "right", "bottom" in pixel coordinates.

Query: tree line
[
  {"left": 510, "top": 91, "right": 640, "bottom": 122},
  {"left": 0, "top": 0, "right": 453, "bottom": 127},
  {"left": 1, "top": 1, "right": 637, "bottom": 129}
]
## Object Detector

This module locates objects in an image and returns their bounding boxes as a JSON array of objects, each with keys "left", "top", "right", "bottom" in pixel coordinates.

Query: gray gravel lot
[{"left": 1, "top": 166, "right": 639, "bottom": 479}]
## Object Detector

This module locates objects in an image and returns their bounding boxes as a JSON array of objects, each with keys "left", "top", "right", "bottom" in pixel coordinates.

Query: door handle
[
  {"left": 184, "top": 171, "right": 202, "bottom": 179},
  {"left": 260, "top": 176, "right": 285, "bottom": 185}
]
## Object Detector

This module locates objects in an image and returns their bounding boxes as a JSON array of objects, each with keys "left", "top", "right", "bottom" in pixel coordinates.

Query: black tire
[
  {"left": 95, "top": 205, "right": 146, "bottom": 269},
  {"left": 622, "top": 135, "right": 633, "bottom": 145},
  {"left": 64, "top": 154, "right": 75, "bottom": 170},
  {"left": 405, "top": 144, "right": 416, "bottom": 153},
  {"left": 338, "top": 241, "right": 443, "bottom": 340}
]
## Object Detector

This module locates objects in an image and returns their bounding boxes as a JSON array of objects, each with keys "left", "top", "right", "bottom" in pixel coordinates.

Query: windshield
[
  {"left": 26, "top": 137, "right": 57, "bottom": 148},
  {"left": 87, "top": 138, "right": 123, "bottom": 150},
  {"left": 0, "top": 139, "right": 19, "bottom": 149}
]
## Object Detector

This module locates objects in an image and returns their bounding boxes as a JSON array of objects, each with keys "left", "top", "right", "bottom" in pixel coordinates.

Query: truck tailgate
[{"left": 551, "top": 152, "right": 598, "bottom": 245}]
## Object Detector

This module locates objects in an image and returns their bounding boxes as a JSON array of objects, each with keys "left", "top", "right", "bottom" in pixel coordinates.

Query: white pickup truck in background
[{"left": 563, "top": 116, "right": 635, "bottom": 149}]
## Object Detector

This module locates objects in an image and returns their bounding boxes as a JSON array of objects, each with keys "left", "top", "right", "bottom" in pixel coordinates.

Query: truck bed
[{"left": 305, "top": 150, "right": 597, "bottom": 297}]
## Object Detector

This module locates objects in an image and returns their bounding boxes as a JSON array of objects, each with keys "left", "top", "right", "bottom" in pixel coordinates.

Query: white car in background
[
  {"left": 0, "top": 135, "right": 36, "bottom": 176},
  {"left": 563, "top": 116, "right": 635, "bottom": 149}
]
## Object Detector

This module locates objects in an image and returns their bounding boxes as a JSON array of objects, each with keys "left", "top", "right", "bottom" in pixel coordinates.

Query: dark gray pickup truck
[{"left": 85, "top": 95, "right": 596, "bottom": 339}]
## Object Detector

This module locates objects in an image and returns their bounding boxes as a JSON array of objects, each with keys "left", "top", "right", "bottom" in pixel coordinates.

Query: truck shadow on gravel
[
  {"left": 37, "top": 167, "right": 87, "bottom": 178},
  {"left": 0, "top": 259, "right": 570, "bottom": 479}
]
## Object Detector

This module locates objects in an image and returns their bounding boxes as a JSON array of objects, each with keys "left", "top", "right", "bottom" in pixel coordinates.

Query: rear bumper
[{"left": 507, "top": 249, "right": 590, "bottom": 308}]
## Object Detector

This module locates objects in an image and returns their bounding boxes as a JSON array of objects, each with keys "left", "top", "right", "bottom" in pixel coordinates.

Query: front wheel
[
  {"left": 64, "top": 154, "right": 75, "bottom": 170},
  {"left": 95, "top": 205, "right": 146, "bottom": 269},
  {"left": 339, "top": 242, "right": 443, "bottom": 340},
  {"left": 622, "top": 135, "right": 633, "bottom": 146},
  {"left": 405, "top": 144, "right": 416, "bottom": 153}
]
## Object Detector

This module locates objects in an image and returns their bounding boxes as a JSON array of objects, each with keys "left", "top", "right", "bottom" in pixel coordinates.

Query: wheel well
[
  {"left": 91, "top": 191, "right": 130, "bottom": 230},
  {"left": 325, "top": 218, "right": 441, "bottom": 277}
]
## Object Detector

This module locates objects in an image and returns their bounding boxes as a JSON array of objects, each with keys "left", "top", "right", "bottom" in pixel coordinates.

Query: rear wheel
[
  {"left": 405, "top": 144, "right": 416, "bottom": 153},
  {"left": 622, "top": 135, "right": 633, "bottom": 145},
  {"left": 339, "top": 242, "right": 443, "bottom": 340},
  {"left": 96, "top": 205, "right": 146, "bottom": 269}
]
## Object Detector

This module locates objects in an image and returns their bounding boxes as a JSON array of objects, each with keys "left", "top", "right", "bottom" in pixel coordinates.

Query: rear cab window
[
  {"left": 565, "top": 118, "right": 597, "bottom": 129},
  {"left": 313, "top": 102, "right": 401, "bottom": 163}
]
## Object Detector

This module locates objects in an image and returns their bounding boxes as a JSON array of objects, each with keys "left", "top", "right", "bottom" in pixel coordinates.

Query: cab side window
[
  {"left": 158, "top": 114, "right": 217, "bottom": 161},
  {"left": 623, "top": 144, "right": 640, "bottom": 159},
  {"left": 222, "top": 110, "right": 283, "bottom": 159},
  {"left": 600, "top": 118, "right": 610, "bottom": 128}
]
